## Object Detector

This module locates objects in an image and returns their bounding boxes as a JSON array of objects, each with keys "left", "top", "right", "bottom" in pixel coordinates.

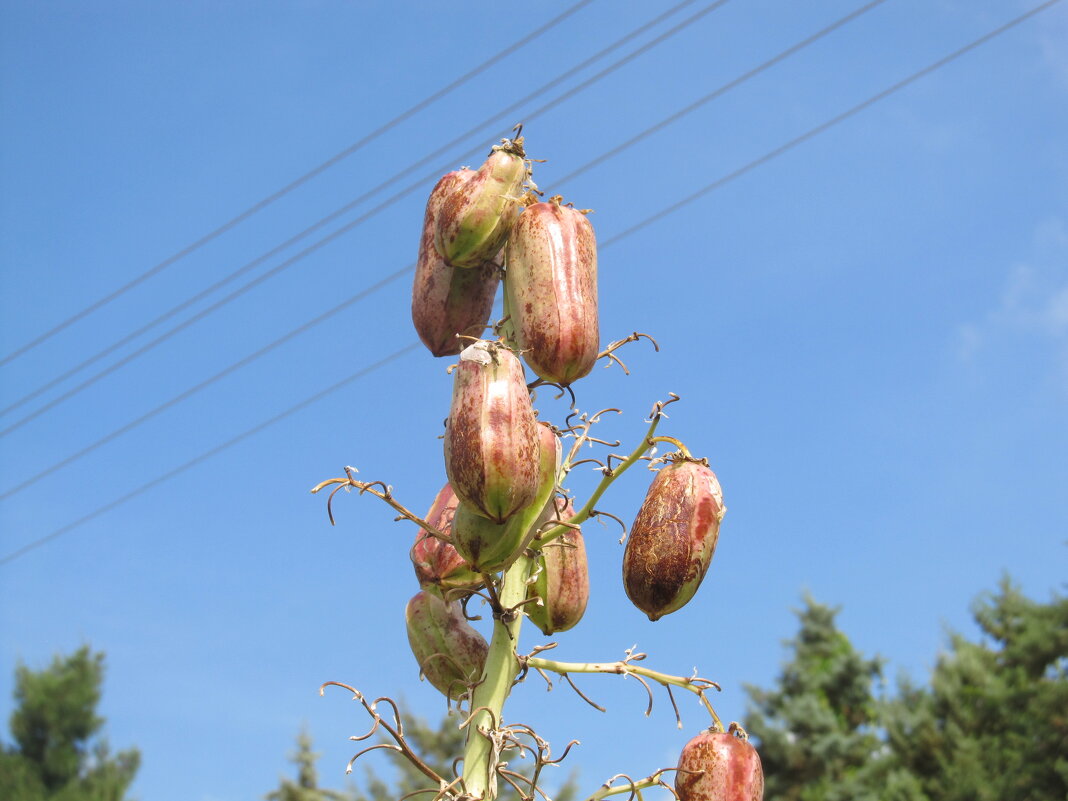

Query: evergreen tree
[
  {"left": 267, "top": 729, "right": 351, "bottom": 801},
  {"left": 0, "top": 646, "right": 140, "bottom": 801},
  {"left": 743, "top": 596, "right": 885, "bottom": 801},
  {"left": 884, "top": 578, "right": 1068, "bottom": 801}
]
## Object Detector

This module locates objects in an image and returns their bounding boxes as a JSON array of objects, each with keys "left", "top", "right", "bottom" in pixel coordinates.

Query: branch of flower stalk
[
  {"left": 524, "top": 649, "right": 723, "bottom": 730},
  {"left": 594, "top": 331, "right": 660, "bottom": 376},
  {"left": 539, "top": 398, "right": 675, "bottom": 546},
  {"left": 581, "top": 770, "right": 683, "bottom": 801},
  {"left": 309, "top": 466, "right": 449, "bottom": 542},
  {"left": 318, "top": 682, "right": 448, "bottom": 787}
]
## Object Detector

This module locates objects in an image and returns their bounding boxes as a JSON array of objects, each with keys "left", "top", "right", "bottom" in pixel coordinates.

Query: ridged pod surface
[
  {"left": 505, "top": 198, "right": 598, "bottom": 385},
  {"left": 622, "top": 459, "right": 725, "bottom": 621},
  {"left": 452, "top": 422, "right": 561, "bottom": 572},
  {"left": 435, "top": 137, "right": 528, "bottom": 268},
  {"left": 411, "top": 170, "right": 501, "bottom": 357},
  {"left": 528, "top": 498, "right": 589, "bottom": 635},
  {"left": 444, "top": 341, "right": 539, "bottom": 523},
  {"left": 675, "top": 730, "right": 764, "bottom": 801},
  {"left": 409, "top": 483, "right": 483, "bottom": 594},
  {"left": 405, "top": 591, "right": 488, "bottom": 701}
]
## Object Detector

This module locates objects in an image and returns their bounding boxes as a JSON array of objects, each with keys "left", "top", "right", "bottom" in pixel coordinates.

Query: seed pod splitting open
[
  {"left": 435, "top": 136, "right": 528, "bottom": 268},
  {"left": 411, "top": 170, "right": 501, "bottom": 357},
  {"left": 444, "top": 341, "right": 539, "bottom": 524},
  {"left": 405, "top": 591, "right": 488, "bottom": 701},
  {"left": 622, "top": 458, "right": 725, "bottom": 621},
  {"left": 409, "top": 482, "right": 483, "bottom": 594},
  {"left": 505, "top": 197, "right": 599, "bottom": 386},
  {"left": 676, "top": 728, "right": 764, "bottom": 801},
  {"left": 527, "top": 498, "right": 589, "bottom": 635}
]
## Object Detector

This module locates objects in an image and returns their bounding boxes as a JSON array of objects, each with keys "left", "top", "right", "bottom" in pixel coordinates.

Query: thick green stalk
[{"left": 460, "top": 553, "right": 532, "bottom": 799}]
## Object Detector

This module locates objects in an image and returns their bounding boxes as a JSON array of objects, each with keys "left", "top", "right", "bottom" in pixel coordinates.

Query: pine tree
[
  {"left": 743, "top": 596, "right": 885, "bottom": 801},
  {"left": 267, "top": 729, "right": 351, "bottom": 801},
  {"left": 0, "top": 646, "right": 140, "bottom": 801},
  {"left": 884, "top": 578, "right": 1068, "bottom": 801}
]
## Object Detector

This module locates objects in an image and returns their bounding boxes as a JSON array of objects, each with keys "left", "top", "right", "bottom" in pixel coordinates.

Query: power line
[
  {"left": 1, "top": 0, "right": 1058, "bottom": 566},
  {"left": 556, "top": 0, "right": 890, "bottom": 187},
  {"left": 0, "top": 265, "right": 413, "bottom": 500},
  {"left": 0, "top": 343, "right": 423, "bottom": 567},
  {"left": 0, "top": 0, "right": 728, "bottom": 436},
  {"left": 602, "top": 0, "right": 1064, "bottom": 249},
  {"left": 0, "top": 0, "right": 705, "bottom": 421},
  {"left": 0, "top": 0, "right": 881, "bottom": 495},
  {"left": 0, "top": 0, "right": 596, "bottom": 368}
]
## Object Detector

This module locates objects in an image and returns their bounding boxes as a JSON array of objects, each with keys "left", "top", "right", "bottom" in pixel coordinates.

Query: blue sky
[{"left": 1, "top": 1, "right": 1066, "bottom": 800}]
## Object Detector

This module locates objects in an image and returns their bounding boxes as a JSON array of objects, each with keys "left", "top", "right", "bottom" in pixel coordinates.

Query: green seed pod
[
  {"left": 404, "top": 591, "right": 488, "bottom": 701},
  {"left": 444, "top": 341, "right": 539, "bottom": 524},
  {"left": 676, "top": 728, "right": 764, "bottom": 801},
  {"left": 435, "top": 136, "right": 528, "bottom": 268},
  {"left": 452, "top": 421, "right": 561, "bottom": 572},
  {"left": 504, "top": 197, "right": 599, "bottom": 386},
  {"left": 410, "top": 482, "right": 483, "bottom": 595},
  {"left": 451, "top": 501, "right": 525, "bottom": 574},
  {"left": 622, "top": 459, "right": 725, "bottom": 621},
  {"left": 412, "top": 170, "right": 501, "bottom": 357},
  {"left": 527, "top": 498, "right": 589, "bottom": 635}
]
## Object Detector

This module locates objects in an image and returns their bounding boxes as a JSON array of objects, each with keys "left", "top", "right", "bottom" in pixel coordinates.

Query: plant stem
[
  {"left": 582, "top": 771, "right": 672, "bottom": 801},
  {"left": 527, "top": 656, "right": 723, "bottom": 730},
  {"left": 537, "top": 411, "right": 664, "bottom": 545},
  {"left": 460, "top": 553, "right": 532, "bottom": 799}
]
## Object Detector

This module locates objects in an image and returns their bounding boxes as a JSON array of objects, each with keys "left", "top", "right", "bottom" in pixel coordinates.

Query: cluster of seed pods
[{"left": 399, "top": 133, "right": 758, "bottom": 800}]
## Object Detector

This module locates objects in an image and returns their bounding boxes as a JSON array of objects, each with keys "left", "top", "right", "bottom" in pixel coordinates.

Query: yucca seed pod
[
  {"left": 528, "top": 498, "right": 589, "bottom": 635},
  {"left": 451, "top": 501, "right": 526, "bottom": 574},
  {"left": 675, "top": 728, "right": 764, "bottom": 801},
  {"left": 405, "top": 591, "right": 488, "bottom": 701},
  {"left": 504, "top": 197, "right": 599, "bottom": 386},
  {"left": 444, "top": 340, "right": 539, "bottom": 524},
  {"left": 452, "top": 421, "right": 561, "bottom": 572},
  {"left": 622, "top": 458, "right": 726, "bottom": 621},
  {"left": 410, "top": 482, "right": 483, "bottom": 594},
  {"left": 435, "top": 136, "right": 528, "bottom": 268},
  {"left": 412, "top": 171, "right": 501, "bottom": 357}
]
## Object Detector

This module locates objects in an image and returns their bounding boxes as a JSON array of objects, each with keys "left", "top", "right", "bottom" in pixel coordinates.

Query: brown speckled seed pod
[
  {"left": 405, "top": 591, "right": 488, "bottom": 701},
  {"left": 411, "top": 170, "right": 501, "bottom": 357},
  {"left": 504, "top": 198, "right": 598, "bottom": 386},
  {"left": 444, "top": 341, "right": 539, "bottom": 524},
  {"left": 675, "top": 729, "right": 764, "bottom": 801},
  {"left": 435, "top": 137, "right": 527, "bottom": 268},
  {"left": 409, "top": 482, "right": 483, "bottom": 595},
  {"left": 622, "top": 459, "right": 725, "bottom": 621},
  {"left": 528, "top": 498, "right": 589, "bottom": 635}
]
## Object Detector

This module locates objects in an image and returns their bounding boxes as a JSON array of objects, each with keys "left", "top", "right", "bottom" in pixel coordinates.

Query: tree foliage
[
  {"left": 0, "top": 646, "right": 140, "bottom": 801},
  {"left": 267, "top": 729, "right": 350, "bottom": 801},
  {"left": 744, "top": 595, "right": 884, "bottom": 801},
  {"left": 745, "top": 578, "right": 1068, "bottom": 801},
  {"left": 884, "top": 578, "right": 1068, "bottom": 801}
]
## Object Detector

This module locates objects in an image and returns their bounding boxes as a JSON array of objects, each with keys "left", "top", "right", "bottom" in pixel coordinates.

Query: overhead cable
[
  {"left": 0, "top": 0, "right": 597, "bottom": 367},
  {"left": 1, "top": 0, "right": 1058, "bottom": 566}
]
